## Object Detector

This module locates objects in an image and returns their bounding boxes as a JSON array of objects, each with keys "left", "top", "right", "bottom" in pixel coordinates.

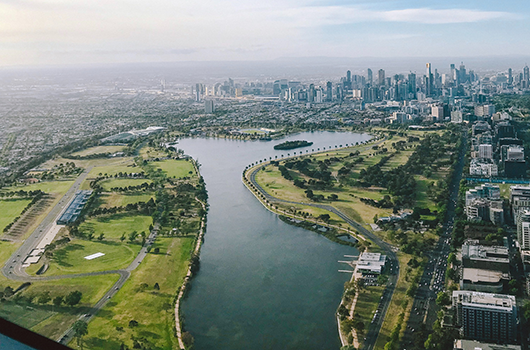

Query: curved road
[{"left": 245, "top": 161, "right": 399, "bottom": 350}]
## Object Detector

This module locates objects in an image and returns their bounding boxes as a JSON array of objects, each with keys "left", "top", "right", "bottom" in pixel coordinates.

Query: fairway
[
  {"left": 88, "top": 163, "right": 139, "bottom": 177},
  {"left": 46, "top": 239, "right": 141, "bottom": 275},
  {"left": 0, "top": 199, "right": 31, "bottom": 231},
  {"left": 79, "top": 214, "right": 152, "bottom": 240},
  {"left": 99, "top": 193, "right": 154, "bottom": 208},
  {"left": 100, "top": 178, "right": 152, "bottom": 192},
  {"left": 152, "top": 159, "right": 196, "bottom": 178},
  {"left": 71, "top": 146, "right": 125, "bottom": 157},
  {"left": 1, "top": 180, "right": 75, "bottom": 196},
  {"left": 78, "top": 237, "right": 194, "bottom": 350}
]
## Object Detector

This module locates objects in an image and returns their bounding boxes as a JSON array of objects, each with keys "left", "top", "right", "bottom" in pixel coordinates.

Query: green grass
[
  {"left": 75, "top": 237, "right": 195, "bottom": 350},
  {"left": 100, "top": 193, "right": 154, "bottom": 208},
  {"left": 0, "top": 199, "right": 31, "bottom": 230},
  {"left": 415, "top": 176, "right": 437, "bottom": 211},
  {"left": 139, "top": 146, "right": 168, "bottom": 159},
  {"left": 71, "top": 146, "right": 125, "bottom": 157},
  {"left": 0, "top": 274, "right": 120, "bottom": 341},
  {"left": 88, "top": 164, "right": 140, "bottom": 178},
  {"left": 46, "top": 240, "right": 141, "bottom": 276},
  {"left": 152, "top": 159, "right": 196, "bottom": 178},
  {"left": 355, "top": 284, "right": 386, "bottom": 348},
  {"left": 100, "top": 178, "right": 152, "bottom": 192},
  {"left": 79, "top": 214, "right": 153, "bottom": 240},
  {"left": 1, "top": 180, "right": 75, "bottom": 196}
]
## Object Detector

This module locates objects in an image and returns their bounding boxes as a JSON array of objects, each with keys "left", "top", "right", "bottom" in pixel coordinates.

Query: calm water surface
[{"left": 179, "top": 131, "right": 370, "bottom": 350}]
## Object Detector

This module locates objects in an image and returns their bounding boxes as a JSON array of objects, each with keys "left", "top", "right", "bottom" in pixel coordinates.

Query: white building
[{"left": 355, "top": 252, "right": 387, "bottom": 275}]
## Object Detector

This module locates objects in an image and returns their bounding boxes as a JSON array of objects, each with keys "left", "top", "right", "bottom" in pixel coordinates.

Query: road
[
  {"left": 1, "top": 166, "right": 161, "bottom": 345},
  {"left": 400, "top": 129, "right": 467, "bottom": 349},
  {"left": 246, "top": 159, "right": 399, "bottom": 350},
  {"left": 2, "top": 166, "right": 93, "bottom": 279}
]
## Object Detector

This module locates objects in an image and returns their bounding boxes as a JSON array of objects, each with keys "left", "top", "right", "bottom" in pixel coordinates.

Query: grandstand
[{"left": 56, "top": 190, "right": 92, "bottom": 225}]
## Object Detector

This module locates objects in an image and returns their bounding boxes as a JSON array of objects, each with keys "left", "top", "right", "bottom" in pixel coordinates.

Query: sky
[{"left": 0, "top": 0, "right": 529, "bottom": 67}]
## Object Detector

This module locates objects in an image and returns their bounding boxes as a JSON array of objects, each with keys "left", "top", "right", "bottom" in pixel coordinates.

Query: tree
[
  {"left": 318, "top": 214, "right": 331, "bottom": 223},
  {"left": 38, "top": 291, "right": 51, "bottom": 304},
  {"left": 65, "top": 291, "right": 82, "bottom": 306},
  {"left": 72, "top": 320, "right": 88, "bottom": 348},
  {"left": 436, "top": 292, "right": 450, "bottom": 307},
  {"left": 53, "top": 295, "right": 63, "bottom": 306},
  {"left": 153, "top": 283, "right": 160, "bottom": 290},
  {"left": 129, "top": 319, "right": 139, "bottom": 328},
  {"left": 97, "top": 233, "right": 104, "bottom": 241},
  {"left": 128, "top": 231, "right": 138, "bottom": 243},
  {"left": 120, "top": 233, "right": 126, "bottom": 242}
]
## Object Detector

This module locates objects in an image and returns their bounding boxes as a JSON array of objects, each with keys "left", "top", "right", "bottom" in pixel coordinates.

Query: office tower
[
  {"left": 326, "top": 81, "right": 333, "bottom": 102},
  {"left": 346, "top": 70, "right": 351, "bottom": 83},
  {"left": 273, "top": 80, "right": 281, "bottom": 95},
  {"left": 308, "top": 84, "right": 315, "bottom": 103},
  {"left": 425, "top": 63, "right": 433, "bottom": 97},
  {"left": 524, "top": 65, "right": 530, "bottom": 88},
  {"left": 378, "top": 69, "right": 385, "bottom": 86},
  {"left": 195, "top": 83, "right": 201, "bottom": 102},
  {"left": 204, "top": 100, "right": 215, "bottom": 114},
  {"left": 452, "top": 291, "right": 517, "bottom": 344},
  {"left": 460, "top": 62, "right": 467, "bottom": 83},
  {"left": 407, "top": 72, "right": 416, "bottom": 99},
  {"left": 367, "top": 69, "right": 373, "bottom": 85},
  {"left": 508, "top": 68, "right": 513, "bottom": 84},
  {"left": 450, "top": 64, "right": 456, "bottom": 83}
]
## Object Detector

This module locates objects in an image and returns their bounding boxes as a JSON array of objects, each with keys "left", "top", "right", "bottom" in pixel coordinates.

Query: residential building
[
  {"left": 453, "top": 339, "right": 521, "bottom": 350},
  {"left": 452, "top": 291, "right": 517, "bottom": 344}
]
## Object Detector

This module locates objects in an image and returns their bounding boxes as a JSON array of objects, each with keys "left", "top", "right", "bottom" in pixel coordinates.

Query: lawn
[
  {"left": 45, "top": 239, "right": 141, "bottom": 275},
  {"left": 0, "top": 274, "right": 120, "bottom": 341},
  {"left": 152, "top": 159, "right": 196, "bottom": 178},
  {"left": 99, "top": 193, "right": 154, "bottom": 208},
  {"left": 373, "top": 253, "right": 415, "bottom": 350},
  {"left": 0, "top": 198, "right": 31, "bottom": 231},
  {"left": 71, "top": 146, "right": 125, "bottom": 157},
  {"left": 73, "top": 236, "right": 195, "bottom": 350},
  {"left": 100, "top": 178, "right": 152, "bottom": 192},
  {"left": 139, "top": 146, "right": 168, "bottom": 159},
  {"left": 415, "top": 176, "right": 437, "bottom": 211},
  {"left": 1, "top": 180, "right": 75, "bottom": 196},
  {"left": 78, "top": 214, "right": 152, "bottom": 240},
  {"left": 354, "top": 284, "right": 386, "bottom": 348},
  {"left": 88, "top": 163, "right": 140, "bottom": 178}
]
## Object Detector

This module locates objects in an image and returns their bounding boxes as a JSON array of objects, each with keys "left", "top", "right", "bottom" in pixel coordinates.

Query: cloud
[
  {"left": 277, "top": 5, "right": 516, "bottom": 27},
  {"left": 379, "top": 8, "right": 514, "bottom": 24}
]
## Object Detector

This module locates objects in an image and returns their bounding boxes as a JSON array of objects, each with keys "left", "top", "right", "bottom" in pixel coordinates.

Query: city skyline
[{"left": 0, "top": 0, "right": 528, "bottom": 67}]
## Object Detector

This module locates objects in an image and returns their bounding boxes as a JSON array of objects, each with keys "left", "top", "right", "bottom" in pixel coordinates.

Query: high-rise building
[
  {"left": 204, "top": 100, "right": 215, "bottom": 114},
  {"left": 452, "top": 291, "right": 517, "bottom": 344},
  {"left": 524, "top": 65, "right": 530, "bottom": 88},
  {"left": 407, "top": 72, "right": 416, "bottom": 99},
  {"left": 367, "top": 69, "right": 373, "bottom": 85},
  {"left": 478, "top": 144, "right": 493, "bottom": 159},
  {"left": 425, "top": 63, "right": 433, "bottom": 97},
  {"left": 508, "top": 68, "right": 513, "bottom": 85},
  {"left": 378, "top": 69, "right": 385, "bottom": 86},
  {"left": 195, "top": 83, "right": 202, "bottom": 102},
  {"left": 326, "top": 81, "right": 333, "bottom": 102}
]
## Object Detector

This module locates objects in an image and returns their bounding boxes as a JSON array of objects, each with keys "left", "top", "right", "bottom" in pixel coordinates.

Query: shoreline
[{"left": 174, "top": 159, "right": 208, "bottom": 350}]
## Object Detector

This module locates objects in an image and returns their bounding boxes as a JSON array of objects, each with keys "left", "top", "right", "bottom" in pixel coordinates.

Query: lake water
[{"left": 179, "top": 131, "right": 371, "bottom": 350}]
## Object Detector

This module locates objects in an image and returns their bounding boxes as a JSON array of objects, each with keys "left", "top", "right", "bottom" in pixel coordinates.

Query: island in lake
[{"left": 273, "top": 140, "right": 313, "bottom": 150}]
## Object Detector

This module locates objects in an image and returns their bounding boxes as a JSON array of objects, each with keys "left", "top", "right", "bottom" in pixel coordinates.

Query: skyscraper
[
  {"left": 407, "top": 72, "right": 416, "bottom": 100},
  {"left": 367, "top": 69, "right": 373, "bottom": 86},
  {"left": 378, "top": 69, "right": 385, "bottom": 87},
  {"left": 326, "top": 81, "right": 333, "bottom": 102},
  {"left": 508, "top": 68, "right": 513, "bottom": 85},
  {"left": 524, "top": 65, "right": 529, "bottom": 88},
  {"left": 426, "top": 63, "right": 433, "bottom": 97}
]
